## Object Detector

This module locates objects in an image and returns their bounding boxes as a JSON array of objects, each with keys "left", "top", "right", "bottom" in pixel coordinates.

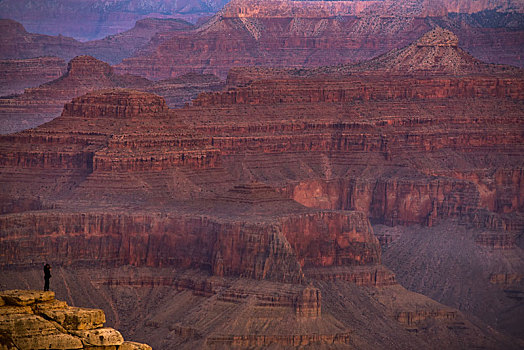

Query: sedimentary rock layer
[
  {"left": 0, "top": 29, "right": 522, "bottom": 348},
  {"left": 0, "top": 0, "right": 228, "bottom": 41},
  {"left": 0, "top": 18, "right": 194, "bottom": 65},
  {"left": 0, "top": 57, "right": 67, "bottom": 97},
  {"left": 0, "top": 289, "right": 151, "bottom": 350},
  {"left": 0, "top": 205, "right": 382, "bottom": 287},
  {"left": 0, "top": 55, "right": 224, "bottom": 134},
  {"left": 222, "top": 0, "right": 524, "bottom": 17},
  {"left": 1, "top": 267, "right": 519, "bottom": 350},
  {"left": 116, "top": 1, "right": 524, "bottom": 79},
  {"left": 1, "top": 1, "right": 522, "bottom": 86}
]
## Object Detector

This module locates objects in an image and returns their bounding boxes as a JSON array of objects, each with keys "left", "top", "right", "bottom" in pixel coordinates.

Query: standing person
[{"left": 44, "top": 263, "right": 51, "bottom": 291}]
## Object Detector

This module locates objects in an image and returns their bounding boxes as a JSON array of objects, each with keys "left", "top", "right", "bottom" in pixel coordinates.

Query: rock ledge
[{"left": 0, "top": 289, "right": 151, "bottom": 350}]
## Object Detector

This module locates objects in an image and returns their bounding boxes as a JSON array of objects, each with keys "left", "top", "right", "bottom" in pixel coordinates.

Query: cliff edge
[{"left": 0, "top": 290, "right": 151, "bottom": 350}]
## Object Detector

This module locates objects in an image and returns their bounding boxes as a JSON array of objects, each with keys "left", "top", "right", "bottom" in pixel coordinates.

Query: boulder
[
  {"left": 0, "top": 313, "right": 83, "bottom": 349},
  {"left": 73, "top": 328, "right": 124, "bottom": 347},
  {"left": 39, "top": 307, "right": 105, "bottom": 331},
  {"left": 13, "top": 333, "right": 84, "bottom": 350},
  {"left": 120, "top": 341, "right": 153, "bottom": 350},
  {"left": 0, "top": 290, "right": 54, "bottom": 306},
  {"left": 32, "top": 299, "right": 69, "bottom": 313}
]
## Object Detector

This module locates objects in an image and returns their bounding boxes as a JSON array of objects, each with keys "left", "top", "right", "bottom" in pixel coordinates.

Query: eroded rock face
[
  {"left": 227, "top": 27, "right": 523, "bottom": 82},
  {"left": 0, "top": 17, "right": 197, "bottom": 67},
  {"left": 72, "top": 328, "right": 124, "bottom": 346},
  {"left": 62, "top": 90, "right": 168, "bottom": 119},
  {"left": 2, "top": 267, "right": 519, "bottom": 350},
  {"left": 0, "top": 56, "right": 144, "bottom": 134},
  {"left": 0, "top": 57, "right": 67, "bottom": 96},
  {"left": 40, "top": 307, "right": 105, "bottom": 331},
  {"left": 1, "top": 1, "right": 522, "bottom": 84},
  {"left": 1, "top": 29, "right": 522, "bottom": 267},
  {"left": 116, "top": 0, "right": 524, "bottom": 80},
  {"left": 223, "top": 0, "right": 524, "bottom": 18},
  {"left": 66, "top": 55, "right": 114, "bottom": 78},
  {"left": 0, "top": 0, "right": 228, "bottom": 41},
  {"left": 417, "top": 27, "right": 459, "bottom": 47},
  {"left": 0, "top": 209, "right": 382, "bottom": 286},
  {"left": 0, "top": 290, "right": 151, "bottom": 350},
  {"left": 81, "top": 18, "right": 195, "bottom": 65},
  {"left": 351, "top": 26, "right": 488, "bottom": 74},
  {"left": 0, "top": 29, "right": 523, "bottom": 348},
  {"left": 0, "top": 20, "right": 82, "bottom": 61},
  {"left": 0, "top": 290, "right": 55, "bottom": 306},
  {"left": 0, "top": 55, "right": 223, "bottom": 134},
  {"left": 379, "top": 221, "right": 524, "bottom": 341}
]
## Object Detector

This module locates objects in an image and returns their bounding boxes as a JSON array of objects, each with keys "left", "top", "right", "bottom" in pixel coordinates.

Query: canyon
[
  {"left": 0, "top": 55, "right": 224, "bottom": 134},
  {"left": 1, "top": 0, "right": 522, "bottom": 136},
  {"left": 0, "top": 0, "right": 523, "bottom": 85},
  {"left": 0, "top": 0, "right": 230, "bottom": 41},
  {"left": 115, "top": 0, "right": 524, "bottom": 79},
  {"left": 0, "top": 18, "right": 195, "bottom": 65},
  {"left": 0, "top": 26, "right": 523, "bottom": 349}
]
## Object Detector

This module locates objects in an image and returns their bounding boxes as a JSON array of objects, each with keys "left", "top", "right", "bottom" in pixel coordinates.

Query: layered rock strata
[
  {"left": 0, "top": 191, "right": 382, "bottom": 287},
  {"left": 1, "top": 1, "right": 522, "bottom": 85},
  {"left": 1, "top": 29, "right": 522, "bottom": 256},
  {"left": 0, "top": 57, "right": 67, "bottom": 97},
  {"left": 0, "top": 56, "right": 146, "bottom": 134},
  {"left": 2, "top": 267, "right": 518, "bottom": 350},
  {"left": 0, "top": 55, "right": 224, "bottom": 134},
  {"left": 0, "top": 289, "right": 151, "bottom": 350},
  {"left": 379, "top": 220, "right": 524, "bottom": 341},
  {"left": 0, "top": 17, "right": 194, "bottom": 64},
  {"left": 0, "top": 29, "right": 522, "bottom": 348},
  {"left": 222, "top": 0, "right": 524, "bottom": 17},
  {"left": 0, "top": 0, "right": 228, "bottom": 41},
  {"left": 81, "top": 18, "right": 195, "bottom": 65},
  {"left": 116, "top": 0, "right": 524, "bottom": 80},
  {"left": 0, "top": 20, "right": 82, "bottom": 61}
]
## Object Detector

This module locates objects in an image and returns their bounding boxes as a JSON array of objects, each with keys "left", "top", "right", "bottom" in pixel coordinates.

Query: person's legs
[{"left": 44, "top": 278, "right": 49, "bottom": 291}]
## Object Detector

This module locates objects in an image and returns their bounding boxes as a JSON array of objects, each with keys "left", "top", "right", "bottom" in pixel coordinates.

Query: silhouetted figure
[{"left": 44, "top": 264, "right": 51, "bottom": 291}]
